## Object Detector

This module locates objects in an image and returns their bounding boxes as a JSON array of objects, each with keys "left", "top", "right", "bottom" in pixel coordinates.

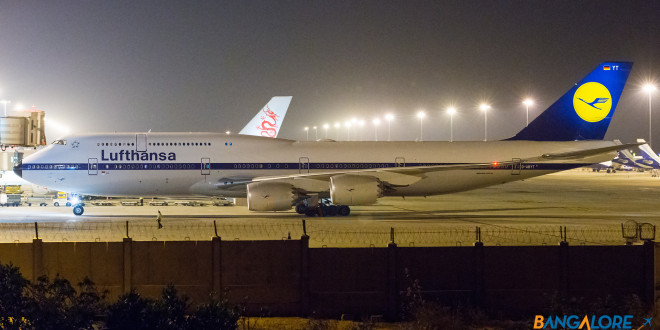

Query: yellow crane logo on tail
[{"left": 573, "top": 82, "right": 612, "bottom": 122}]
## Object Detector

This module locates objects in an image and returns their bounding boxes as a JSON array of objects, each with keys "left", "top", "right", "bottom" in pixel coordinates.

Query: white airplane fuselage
[{"left": 19, "top": 132, "right": 616, "bottom": 198}]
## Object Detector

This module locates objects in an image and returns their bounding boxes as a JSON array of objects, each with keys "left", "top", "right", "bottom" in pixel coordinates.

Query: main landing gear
[{"left": 295, "top": 202, "right": 350, "bottom": 217}]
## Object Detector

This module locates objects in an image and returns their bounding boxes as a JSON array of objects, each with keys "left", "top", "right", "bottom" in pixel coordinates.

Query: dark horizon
[{"left": 1, "top": 1, "right": 658, "bottom": 144}]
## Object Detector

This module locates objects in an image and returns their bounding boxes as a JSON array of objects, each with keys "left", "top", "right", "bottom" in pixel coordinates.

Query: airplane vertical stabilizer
[
  {"left": 636, "top": 139, "right": 660, "bottom": 167},
  {"left": 239, "top": 96, "right": 292, "bottom": 138},
  {"left": 508, "top": 62, "right": 632, "bottom": 141}
]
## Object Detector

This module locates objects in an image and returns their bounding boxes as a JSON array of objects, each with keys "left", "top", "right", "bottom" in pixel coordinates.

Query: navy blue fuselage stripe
[{"left": 22, "top": 162, "right": 585, "bottom": 171}]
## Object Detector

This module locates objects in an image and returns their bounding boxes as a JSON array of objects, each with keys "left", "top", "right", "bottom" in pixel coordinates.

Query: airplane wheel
[
  {"left": 54, "top": 202, "right": 60, "bottom": 207},
  {"left": 338, "top": 205, "right": 350, "bottom": 216},
  {"left": 295, "top": 203, "right": 307, "bottom": 214},
  {"left": 320, "top": 204, "right": 330, "bottom": 217},
  {"left": 305, "top": 207, "right": 318, "bottom": 217},
  {"left": 327, "top": 205, "right": 338, "bottom": 217},
  {"left": 73, "top": 204, "right": 84, "bottom": 216}
]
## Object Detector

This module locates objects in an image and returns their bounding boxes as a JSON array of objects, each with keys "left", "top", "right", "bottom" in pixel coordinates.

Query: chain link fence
[{"left": 0, "top": 220, "right": 653, "bottom": 247}]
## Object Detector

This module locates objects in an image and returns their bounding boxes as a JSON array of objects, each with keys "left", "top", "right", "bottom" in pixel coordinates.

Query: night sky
[{"left": 1, "top": 1, "right": 658, "bottom": 143}]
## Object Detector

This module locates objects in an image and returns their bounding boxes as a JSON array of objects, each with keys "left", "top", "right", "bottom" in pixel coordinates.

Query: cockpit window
[{"left": 52, "top": 140, "right": 67, "bottom": 145}]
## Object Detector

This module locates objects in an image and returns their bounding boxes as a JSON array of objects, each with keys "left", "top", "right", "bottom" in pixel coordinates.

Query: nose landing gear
[{"left": 73, "top": 204, "right": 85, "bottom": 216}]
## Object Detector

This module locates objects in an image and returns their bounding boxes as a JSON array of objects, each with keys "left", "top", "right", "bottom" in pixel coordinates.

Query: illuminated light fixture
[
  {"left": 447, "top": 107, "right": 456, "bottom": 142},
  {"left": 385, "top": 113, "right": 394, "bottom": 141},
  {"left": 372, "top": 118, "right": 381, "bottom": 141},
  {"left": 0, "top": 100, "right": 10, "bottom": 117},
  {"left": 480, "top": 104, "right": 491, "bottom": 141},
  {"left": 522, "top": 98, "right": 534, "bottom": 127},
  {"left": 417, "top": 111, "right": 426, "bottom": 142},
  {"left": 644, "top": 83, "right": 657, "bottom": 147}
]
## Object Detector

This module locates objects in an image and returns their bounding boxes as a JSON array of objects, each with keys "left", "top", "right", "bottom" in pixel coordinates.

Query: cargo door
[
  {"left": 88, "top": 158, "right": 98, "bottom": 175},
  {"left": 511, "top": 158, "right": 522, "bottom": 175},
  {"left": 201, "top": 158, "right": 211, "bottom": 175},
  {"left": 136, "top": 134, "right": 147, "bottom": 152},
  {"left": 395, "top": 157, "right": 405, "bottom": 167},
  {"left": 299, "top": 157, "right": 310, "bottom": 173}
]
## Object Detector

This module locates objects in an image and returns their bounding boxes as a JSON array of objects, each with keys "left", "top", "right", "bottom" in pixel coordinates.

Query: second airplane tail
[
  {"left": 508, "top": 62, "right": 632, "bottom": 141},
  {"left": 636, "top": 139, "right": 660, "bottom": 167},
  {"left": 239, "top": 96, "right": 292, "bottom": 138}
]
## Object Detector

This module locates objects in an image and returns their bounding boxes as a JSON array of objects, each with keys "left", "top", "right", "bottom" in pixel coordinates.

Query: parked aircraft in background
[
  {"left": 634, "top": 139, "right": 660, "bottom": 176},
  {"left": 590, "top": 140, "right": 650, "bottom": 173},
  {"left": 15, "top": 62, "right": 636, "bottom": 216}
]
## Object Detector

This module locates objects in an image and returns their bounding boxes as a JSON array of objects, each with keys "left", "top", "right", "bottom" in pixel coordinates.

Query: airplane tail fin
[
  {"left": 239, "top": 96, "right": 292, "bottom": 138},
  {"left": 507, "top": 62, "right": 632, "bottom": 141},
  {"left": 636, "top": 139, "right": 660, "bottom": 165}
]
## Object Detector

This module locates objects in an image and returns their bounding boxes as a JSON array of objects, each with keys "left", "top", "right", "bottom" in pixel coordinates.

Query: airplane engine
[
  {"left": 330, "top": 175, "right": 383, "bottom": 205},
  {"left": 247, "top": 182, "right": 297, "bottom": 211}
]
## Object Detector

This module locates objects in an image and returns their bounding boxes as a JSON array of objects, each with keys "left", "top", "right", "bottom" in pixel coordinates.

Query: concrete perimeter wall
[{"left": 0, "top": 237, "right": 654, "bottom": 319}]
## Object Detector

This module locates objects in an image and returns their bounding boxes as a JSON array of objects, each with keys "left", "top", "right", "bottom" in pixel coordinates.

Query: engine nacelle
[
  {"left": 247, "top": 182, "right": 296, "bottom": 211},
  {"left": 330, "top": 175, "right": 382, "bottom": 205}
]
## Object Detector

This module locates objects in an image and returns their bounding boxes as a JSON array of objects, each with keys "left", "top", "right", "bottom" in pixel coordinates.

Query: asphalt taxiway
[{"left": 1, "top": 169, "right": 659, "bottom": 246}]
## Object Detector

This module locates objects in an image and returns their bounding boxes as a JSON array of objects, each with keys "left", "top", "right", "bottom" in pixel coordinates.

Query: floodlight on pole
[
  {"left": 0, "top": 100, "right": 10, "bottom": 117},
  {"left": 304, "top": 126, "right": 309, "bottom": 141},
  {"left": 522, "top": 98, "right": 534, "bottom": 127},
  {"left": 447, "top": 107, "right": 456, "bottom": 142},
  {"left": 358, "top": 120, "right": 365, "bottom": 141},
  {"left": 417, "top": 111, "right": 426, "bottom": 142},
  {"left": 313, "top": 126, "right": 318, "bottom": 140},
  {"left": 385, "top": 113, "right": 394, "bottom": 141},
  {"left": 644, "top": 84, "right": 657, "bottom": 147},
  {"left": 480, "top": 104, "right": 491, "bottom": 141},
  {"left": 334, "top": 122, "right": 341, "bottom": 140},
  {"left": 323, "top": 124, "right": 329, "bottom": 139},
  {"left": 373, "top": 118, "right": 380, "bottom": 141}
]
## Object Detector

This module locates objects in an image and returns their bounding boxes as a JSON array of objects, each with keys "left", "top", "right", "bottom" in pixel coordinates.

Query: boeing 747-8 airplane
[{"left": 15, "top": 62, "right": 634, "bottom": 216}]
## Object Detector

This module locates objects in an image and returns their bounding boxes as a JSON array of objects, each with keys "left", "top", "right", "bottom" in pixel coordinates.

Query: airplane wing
[
  {"left": 538, "top": 143, "right": 641, "bottom": 160},
  {"left": 213, "top": 142, "right": 640, "bottom": 192}
]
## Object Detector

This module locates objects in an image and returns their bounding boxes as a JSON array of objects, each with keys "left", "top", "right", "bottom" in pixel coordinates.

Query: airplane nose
[{"left": 13, "top": 161, "right": 22, "bottom": 178}]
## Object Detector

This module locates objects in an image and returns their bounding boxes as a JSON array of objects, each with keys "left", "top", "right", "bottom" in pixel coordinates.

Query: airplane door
[
  {"left": 395, "top": 157, "right": 405, "bottom": 167},
  {"left": 299, "top": 157, "right": 310, "bottom": 173},
  {"left": 201, "top": 158, "right": 211, "bottom": 175},
  {"left": 511, "top": 158, "right": 522, "bottom": 175},
  {"left": 88, "top": 158, "right": 98, "bottom": 175},
  {"left": 136, "top": 134, "right": 147, "bottom": 152}
]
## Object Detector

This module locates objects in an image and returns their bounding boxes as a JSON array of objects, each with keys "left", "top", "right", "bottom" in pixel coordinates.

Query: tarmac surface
[{"left": 1, "top": 169, "right": 659, "bottom": 246}]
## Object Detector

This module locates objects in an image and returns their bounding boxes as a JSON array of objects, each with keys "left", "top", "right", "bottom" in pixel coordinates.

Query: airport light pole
[
  {"left": 480, "top": 104, "right": 491, "bottom": 141},
  {"left": 523, "top": 98, "right": 534, "bottom": 127},
  {"left": 313, "top": 126, "right": 318, "bottom": 140},
  {"left": 417, "top": 111, "right": 426, "bottom": 142},
  {"left": 1, "top": 100, "right": 10, "bottom": 117},
  {"left": 345, "top": 122, "right": 351, "bottom": 141},
  {"left": 447, "top": 107, "right": 456, "bottom": 142},
  {"left": 323, "top": 124, "right": 329, "bottom": 139},
  {"left": 334, "top": 122, "right": 341, "bottom": 140},
  {"left": 373, "top": 118, "right": 380, "bottom": 141},
  {"left": 304, "top": 126, "right": 309, "bottom": 141},
  {"left": 358, "top": 120, "right": 365, "bottom": 141},
  {"left": 644, "top": 84, "right": 656, "bottom": 147},
  {"left": 385, "top": 113, "right": 394, "bottom": 141}
]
